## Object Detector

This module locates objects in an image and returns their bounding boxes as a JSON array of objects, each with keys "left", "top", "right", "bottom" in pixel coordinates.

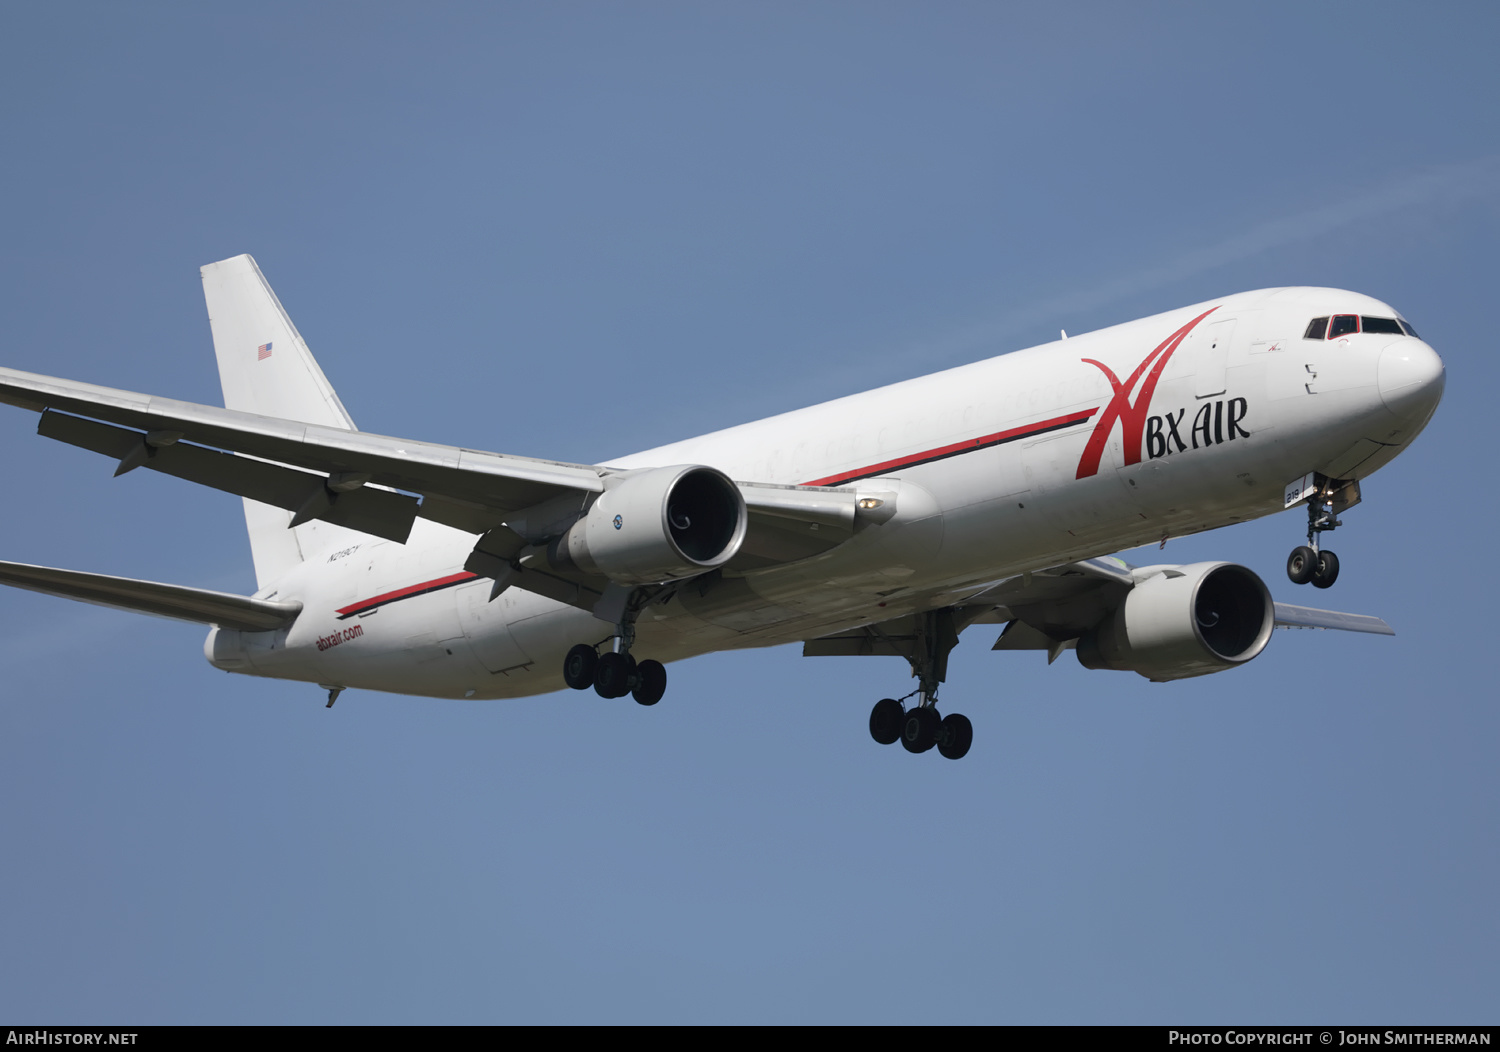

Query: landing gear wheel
[
  {"left": 1312, "top": 549, "right": 1340, "bottom": 589},
  {"left": 594, "top": 652, "right": 636, "bottom": 698},
  {"left": 1287, "top": 545, "right": 1318, "bottom": 585},
  {"left": 869, "top": 698, "right": 903, "bottom": 745},
  {"left": 563, "top": 644, "right": 598, "bottom": 690},
  {"left": 900, "top": 706, "right": 941, "bottom": 754},
  {"left": 937, "top": 713, "right": 973, "bottom": 760},
  {"left": 632, "top": 659, "right": 666, "bottom": 706}
]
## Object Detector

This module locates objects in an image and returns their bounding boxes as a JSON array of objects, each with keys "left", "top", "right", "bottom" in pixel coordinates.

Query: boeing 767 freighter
[{"left": 0, "top": 256, "right": 1445, "bottom": 759}]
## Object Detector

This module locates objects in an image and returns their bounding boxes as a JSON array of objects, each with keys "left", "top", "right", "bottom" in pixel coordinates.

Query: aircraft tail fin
[
  {"left": 201, "top": 254, "right": 354, "bottom": 429},
  {"left": 201, "top": 254, "right": 365, "bottom": 587}
]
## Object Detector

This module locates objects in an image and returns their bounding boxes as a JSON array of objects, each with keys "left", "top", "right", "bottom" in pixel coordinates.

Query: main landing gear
[
  {"left": 560, "top": 589, "right": 667, "bottom": 706},
  {"left": 867, "top": 608, "right": 974, "bottom": 760},
  {"left": 1286, "top": 476, "right": 1349, "bottom": 590},
  {"left": 563, "top": 642, "right": 667, "bottom": 705},
  {"left": 869, "top": 694, "right": 973, "bottom": 760}
]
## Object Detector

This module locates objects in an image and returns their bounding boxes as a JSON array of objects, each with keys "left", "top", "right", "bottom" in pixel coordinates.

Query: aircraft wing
[
  {"left": 0, "top": 366, "right": 865, "bottom": 561},
  {"left": 967, "top": 558, "right": 1396, "bottom": 643},
  {"left": 0, "top": 366, "right": 607, "bottom": 540},
  {"left": 0, "top": 559, "right": 302, "bottom": 631},
  {"left": 804, "top": 555, "right": 1395, "bottom": 663},
  {"left": 1271, "top": 602, "right": 1394, "bottom": 634}
]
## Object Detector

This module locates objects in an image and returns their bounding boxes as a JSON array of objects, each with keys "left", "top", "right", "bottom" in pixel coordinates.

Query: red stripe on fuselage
[
  {"left": 800, "top": 407, "right": 1099, "bottom": 488},
  {"left": 336, "top": 570, "right": 478, "bottom": 620},
  {"left": 329, "top": 408, "right": 1100, "bottom": 619}
]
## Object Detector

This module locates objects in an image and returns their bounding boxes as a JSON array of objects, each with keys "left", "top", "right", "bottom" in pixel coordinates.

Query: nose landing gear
[
  {"left": 1286, "top": 474, "right": 1357, "bottom": 589},
  {"left": 1287, "top": 545, "right": 1339, "bottom": 589}
]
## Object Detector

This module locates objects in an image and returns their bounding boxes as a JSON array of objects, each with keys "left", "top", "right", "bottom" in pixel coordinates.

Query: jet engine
[
  {"left": 548, "top": 465, "right": 747, "bottom": 585},
  {"left": 1076, "top": 562, "right": 1274, "bottom": 681}
]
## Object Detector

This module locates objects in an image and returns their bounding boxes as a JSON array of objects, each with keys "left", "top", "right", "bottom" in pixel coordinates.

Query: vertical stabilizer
[{"left": 201, "top": 254, "right": 366, "bottom": 587}]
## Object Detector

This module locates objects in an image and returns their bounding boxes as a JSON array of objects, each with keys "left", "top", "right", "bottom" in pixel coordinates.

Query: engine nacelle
[
  {"left": 1076, "top": 562, "right": 1274, "bottom": 681},
  {"left": 550, "top": 465, "right": 747, "bottom": 585}
]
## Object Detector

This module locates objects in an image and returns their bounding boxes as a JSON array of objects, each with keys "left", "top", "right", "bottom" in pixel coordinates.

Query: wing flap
[
  {"left": 803, "top": 614, "right": 919, "bottom": 658},
  {"left": 0, "top": 560, "right": 302, "bottom": 631},
  {"left": 990, "top": 619, "right": 1060, "bottom": 651},
  {"left": 39, "top": 410, "right": 419, "bottom": 544}
]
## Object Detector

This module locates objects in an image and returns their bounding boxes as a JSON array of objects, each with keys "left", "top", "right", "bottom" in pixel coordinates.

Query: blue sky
[{"left": 1, "top": 3, "right": 1496, "bottom": 1023}]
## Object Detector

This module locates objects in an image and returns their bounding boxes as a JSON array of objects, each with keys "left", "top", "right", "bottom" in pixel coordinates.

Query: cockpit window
[
  {"left": 1361, "top": 316, "right": 1403, "bottom": 335},
  {"left": 1328, "top": 315, "right": 1359, "bottom": 339},
  {"left": 1309, "top": 314, "right": 1419, "bottom": 341}
]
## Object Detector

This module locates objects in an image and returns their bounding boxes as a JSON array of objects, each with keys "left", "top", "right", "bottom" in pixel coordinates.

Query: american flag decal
[{"left": 257, "top": 342, "right": 273, "bottom": 360}]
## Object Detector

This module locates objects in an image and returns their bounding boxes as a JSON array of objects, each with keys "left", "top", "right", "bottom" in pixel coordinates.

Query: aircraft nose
[{"left": 1377, "top": 339, "right": 1445, "bottom": 419}]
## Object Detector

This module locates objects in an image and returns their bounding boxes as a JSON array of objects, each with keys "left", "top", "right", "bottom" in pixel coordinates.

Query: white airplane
[{"left": 0, "top": 256, "right": 1445, "bottom": 759}]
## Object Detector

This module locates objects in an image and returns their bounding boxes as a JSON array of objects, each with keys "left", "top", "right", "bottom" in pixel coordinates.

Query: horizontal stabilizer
[
  {"left": 0, "top": 560, "right": 302, "bottom": 632},
  {"left": 1273, "top": 602, "right": 1394, "bottom": 635}
]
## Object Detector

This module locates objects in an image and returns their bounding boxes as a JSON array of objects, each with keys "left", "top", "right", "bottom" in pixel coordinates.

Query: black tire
[
  {"left": 563, "top": 644, "right": 598, "bottom": 690},
  {"left": 1287, "top": 545, "right": 1318, "bottom": 585},
  {"left": 937, "top": 713, "right": 973, "bottom": 760},
  {"left": 633, "top": 659, "right": 667, "bottom": 706},
  {"left": 900, "top": 706, "right": 941, "bottom": 754},
  {"left": 1312, "top": 549, "right": 1340, "bottom": 589},
  {"left": 869, "top": 698, "right": 903, "bottom": 745},
  {"left": 594, "top": 651, "right": 633, "bottom": 698}
]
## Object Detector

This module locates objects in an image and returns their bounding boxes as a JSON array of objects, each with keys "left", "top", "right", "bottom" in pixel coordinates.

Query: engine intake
[
  {"left": 1076, "top": 562, "right": 1274, "bottom": 681},
  {"left": 550, "top": 465, "right": 747, "bottom": 585}
]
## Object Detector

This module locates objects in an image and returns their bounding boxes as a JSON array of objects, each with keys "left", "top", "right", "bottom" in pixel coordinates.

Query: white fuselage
[{"left": 206, "top": 286, "right": 1444, "bottom": 699}]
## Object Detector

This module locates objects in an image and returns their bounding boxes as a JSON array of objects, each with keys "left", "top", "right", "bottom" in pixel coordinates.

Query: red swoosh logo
[{"left": 1074, "top": 307, "right": 1219, "bottom": 478}]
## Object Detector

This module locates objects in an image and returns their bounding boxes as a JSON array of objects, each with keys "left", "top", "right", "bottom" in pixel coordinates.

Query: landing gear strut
[
  {"left": 866, "top": 608, "right": 974, "bottom": 760},
  {"left": 560, "top": 588, "right": 668, "bottom": 706},
  {"left": 1287, "top": 475, "right": 1351, "bottom": 589}
]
